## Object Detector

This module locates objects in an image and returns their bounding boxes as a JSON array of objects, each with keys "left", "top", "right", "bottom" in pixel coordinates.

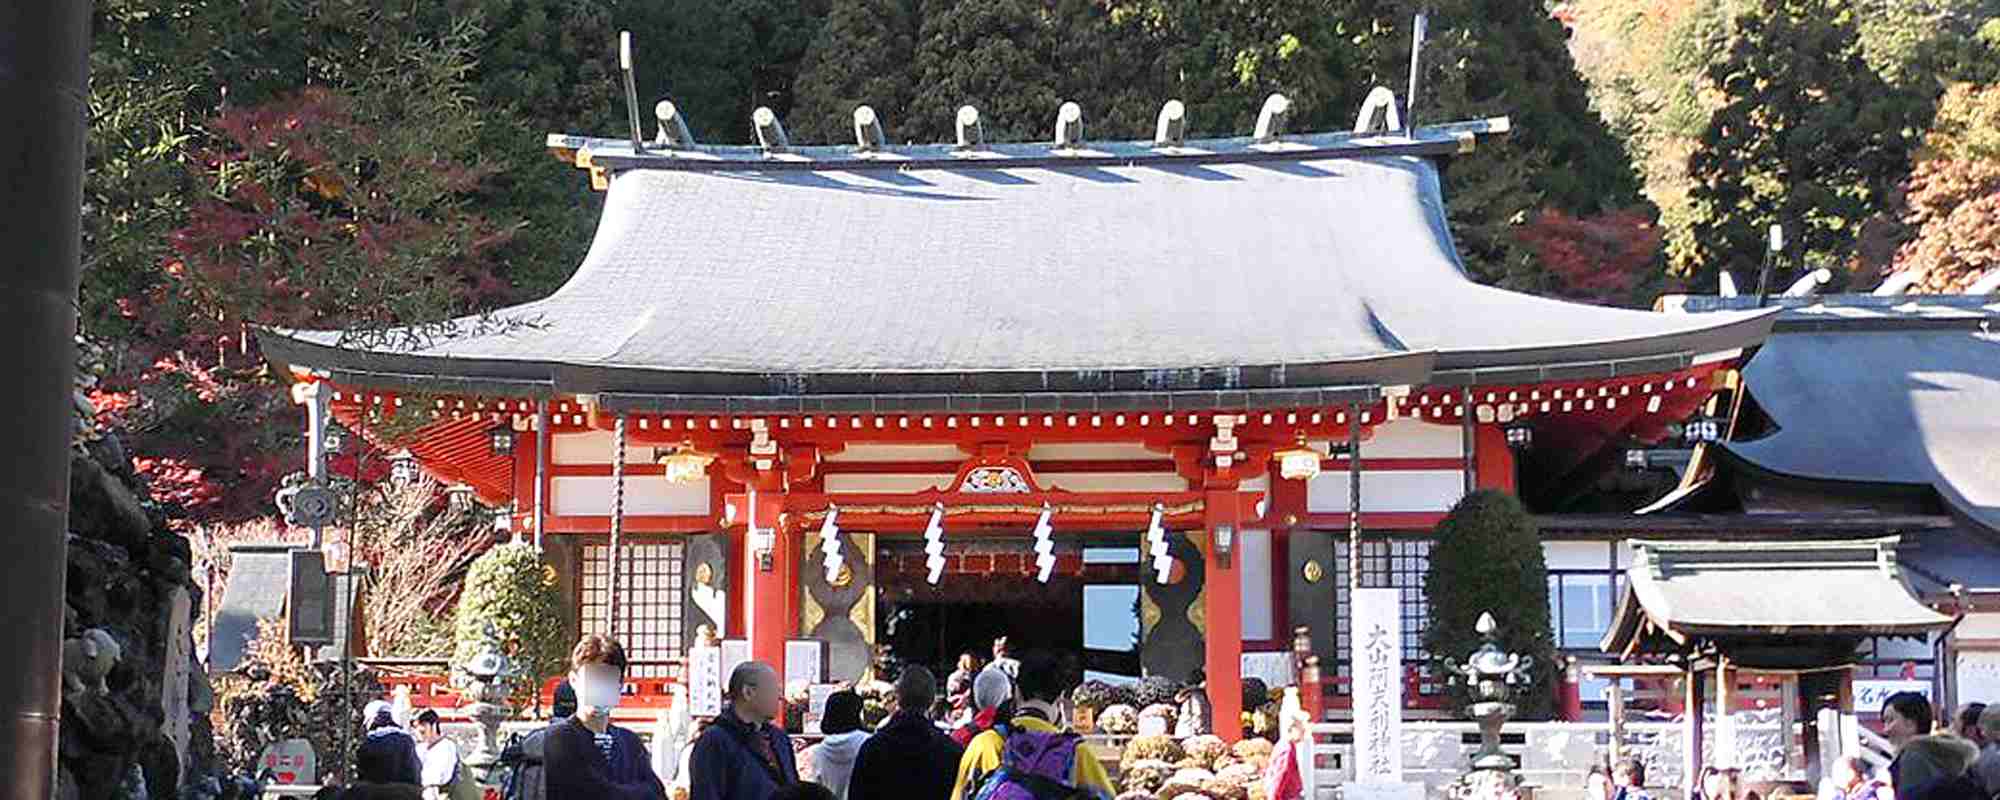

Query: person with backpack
[
  {"left": 413, "top": 709, "right": 481, "bottom": 800},
  {"left": 689, "top": 660, "right": 799, "bottom": 800},
  {"left": 952, "top": 665, "right": 1015, "bottom": 748},
  {"left": 851, "top": 666, "right": 962, "bottom": 800},
  {"left": 498, "top": 682, "right": 578, "bottom": 800},
  {"left": 949, "top": 650, "right": 1114, "bottom": 800}
]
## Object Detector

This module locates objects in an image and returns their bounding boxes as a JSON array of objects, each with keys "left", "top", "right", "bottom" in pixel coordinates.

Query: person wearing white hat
[{"left": 356, "top": 699, "right": 423, "bottom": 786}]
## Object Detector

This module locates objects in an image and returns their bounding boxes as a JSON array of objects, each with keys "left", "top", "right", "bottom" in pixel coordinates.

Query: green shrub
[
  {"left": 452, "top": 543, "right": 568, "bottom": 707},
  {"left": 1421, "top": 490, "right": 1559, "bottom": 719}
]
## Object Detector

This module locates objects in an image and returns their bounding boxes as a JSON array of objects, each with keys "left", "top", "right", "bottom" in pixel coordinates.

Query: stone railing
[{"left": 1298, "top": 718, "right": 1808, "bottom": 800}]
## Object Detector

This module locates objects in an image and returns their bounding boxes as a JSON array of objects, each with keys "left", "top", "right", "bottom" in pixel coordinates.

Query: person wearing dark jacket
[
  {"left": 500, "top": 682, "right": 579, "bottom": 800},
  {"left": 850, "top": 666, "right": 962, "bottom": 800},
  {"left": 690, "top": 660, "right": 798, "bottom": 800},
  {"left": 545, "top": 636, "right": 666, "bottom": 800},
  {"left": 356, "top": 700, "right": 423, "bottom": 786},
  {"left": 1895, "top": 735, "right": 1984, "bottom": 800}
]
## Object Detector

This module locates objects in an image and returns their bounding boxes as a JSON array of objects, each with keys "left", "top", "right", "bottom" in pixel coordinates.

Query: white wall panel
[
  {"left": 551, "top": 430, "right": 616, "bottom": 464},
  {"left": 1543, "top": 541, "right": 1615, "bottom": 571},
  {"left": 1360, "top": 418, "right": 1465, "bottom": 458},
  {"left": 824, "top": 444, "right": 967, "bottom": 462},
  {"left": 1026, "top": 443, "right": 1163, "bottom": 461},
  {"left": 824, "top": 474, "right": 954, "bottom": 493},
  {"left": 551, "top": 475, "right": 710, "bottom": 516},
  {"left": 1041, "top": 473, "right": 1188, "bottom": 492},
  {"left": 1239, "top": 529, "right": 1275, "bottom": 641},
  {"left": 1305, "top": 470, "right": 1465, "bottom": 513}
]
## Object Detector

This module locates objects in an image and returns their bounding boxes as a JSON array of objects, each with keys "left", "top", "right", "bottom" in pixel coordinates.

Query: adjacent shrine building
[{"left": 259, "top": 101, "right": 1775, "bottom": 735}]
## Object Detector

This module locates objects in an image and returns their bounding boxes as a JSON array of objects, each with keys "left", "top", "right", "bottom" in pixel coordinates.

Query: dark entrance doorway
[
  {"left": 881, "top": 597, "right": 1084, "bottom": 679},
  {"left": 874, "top": 535, "right": 1143, "bottom": 681}
]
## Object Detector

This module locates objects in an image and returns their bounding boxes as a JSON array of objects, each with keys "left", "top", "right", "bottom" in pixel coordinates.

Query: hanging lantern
[
  {"left": 1275, "top": 433, "right": 1324, "bottom": 481},
  {"left": 1682, "top": 414, "right": 1723, "bottom": 446},
  {"left": 445, "top": 484, "right": 477, "bottom": 514},
  {"left": 659, "top": 443, "right": 715, "bottom": 484},
  {"left": 488, "top": 425, "right": 516, "bottom": 456},
  {"left": 1503, "top": 421, "right": 1534, "bottom": 451},
  {"left": 390, "top": 451, "right": 419, "bottom": 486},
  {"left": 321, "top": 425, "right": 346, "bottom": 457}
]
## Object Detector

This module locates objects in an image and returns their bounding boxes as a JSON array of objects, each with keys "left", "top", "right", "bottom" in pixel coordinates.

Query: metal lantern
[
  {"left": 659, "top": 444, "right": 715, "bottom": 485},
  {"left": 1682, "top": 414, "right": 1723, "bottom": 446},
  {"left": 488, "top": 425, "right": 516, "bottom": 456},
  {"left": 1624, "top": 449, "right": 1648, "bottom": 468},
  {"left": 321, "top": 425, "right": 345, "bottom": 456},
  {"left": 1502, "top": 421, "right": 1533, "bottom": 451},
  {"left": 446, "top": 484, "right": 477, "bottom": 514},
  {"left": 1275, "top": 434, "right": 1324, "bottom": 481},
  {"left": 390, "top": 452, "right": 419, "bottom": 486}
]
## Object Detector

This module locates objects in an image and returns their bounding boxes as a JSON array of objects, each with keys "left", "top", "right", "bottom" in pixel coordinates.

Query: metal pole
[
  {"left": 533, "top": 400, "right": 549, "bottom": 549},
  {"left": 1461, "top": 387, "right": 1476, "bottom": 495},
  {"left": 1405, "top": 13, "right": 1428, "bottom": 130},
  {"left": 0, "top": 3, "right": 89, "bottom": 796},
  {"left": 308, "top": 385, "right": 328, "bottom": 549},
  {"left": 606, "top": 416, "right": 626, "bottom": 636},
  {"left": 1348, "top": 400, "right": 1363, "bottom": 593}
]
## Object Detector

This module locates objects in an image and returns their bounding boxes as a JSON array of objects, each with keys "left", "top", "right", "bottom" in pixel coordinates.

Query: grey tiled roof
[{"left": 260, "top": 125, "right": 1774, "bottom": 409}]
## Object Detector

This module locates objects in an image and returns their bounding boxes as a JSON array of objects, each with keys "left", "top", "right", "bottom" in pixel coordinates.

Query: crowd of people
[
  {"left": 1579, "top": 692, "right": 2000, "bottom": 800},
  {"left": 330, "top": 634, "right": 2000, "bottom": 800}
]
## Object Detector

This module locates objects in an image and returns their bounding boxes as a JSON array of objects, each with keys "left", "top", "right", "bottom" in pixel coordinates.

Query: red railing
[{"left": 361, "top": 658, "right": 685, "bottom": 722}]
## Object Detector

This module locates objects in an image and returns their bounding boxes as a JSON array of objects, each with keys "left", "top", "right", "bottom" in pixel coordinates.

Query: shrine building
[{"left": 258, "top": 95, "right": 1776, "bottom": 736}]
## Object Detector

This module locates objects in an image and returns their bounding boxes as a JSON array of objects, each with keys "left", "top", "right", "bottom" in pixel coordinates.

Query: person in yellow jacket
[{"left": 950, "top": 651, "right": 1114, "bottom": 800}]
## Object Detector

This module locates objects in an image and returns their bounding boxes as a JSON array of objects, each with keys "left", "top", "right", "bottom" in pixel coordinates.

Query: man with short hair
[
  {"left": 850, "top": 666, "right": 963, "bottom": 800},
  {"left": 690, "top": 660, "right": 798, "bottom": 800},
  {"left": 1612, "top": 757, "right": 1652, "bottom": 800},
  {"left": 949, "top": 650, "right": 1114, "bottom": 800},
  {"left": 545, "top": 635, "right": 666, "bottom": 800},
  {"left": 1971, "top": 705, "right": 2000, "bottom": 795},
  {"left": 500, "top": 682, "right": 578, "bottom": 800}
]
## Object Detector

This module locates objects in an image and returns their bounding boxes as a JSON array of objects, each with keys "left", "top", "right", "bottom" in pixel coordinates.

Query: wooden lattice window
[
  {"left": 1332, "top": 538, "right": 1436, "bottom": 695},
  {"left": 580, "top": 540, "right": 686, "bottom": 678}
]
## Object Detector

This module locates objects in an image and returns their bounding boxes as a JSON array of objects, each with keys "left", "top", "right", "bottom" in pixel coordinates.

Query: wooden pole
[
  {"left": 0, "top": 3, "right": 89, "bottom": 794},
  {"left": 1609, "top": 677, "right": 1628, "bottom": 763},
  {"left": 1685, "top": 671, "right": 1707, "bottom": 797},
  {"left": 1716, "top": 656, "right": 1735, "bottom": 769}
]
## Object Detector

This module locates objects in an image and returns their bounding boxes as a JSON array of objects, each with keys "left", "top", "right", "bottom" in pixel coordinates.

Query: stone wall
[{"left": 60, "top": 433, "right": 213, "bottom": 800}]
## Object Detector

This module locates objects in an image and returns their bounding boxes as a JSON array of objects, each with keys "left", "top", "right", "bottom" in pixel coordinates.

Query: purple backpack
[{"left": 968, "top": 727, "right": 1091, "bottom": 800}]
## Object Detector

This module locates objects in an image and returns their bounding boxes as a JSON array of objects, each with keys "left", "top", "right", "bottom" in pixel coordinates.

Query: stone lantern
[
  {"left": 1442, "top": 612, "right": 1535, "bottom": 800},
  {"left": 458, "top": 637, "right": 514, "bottom": 784}
]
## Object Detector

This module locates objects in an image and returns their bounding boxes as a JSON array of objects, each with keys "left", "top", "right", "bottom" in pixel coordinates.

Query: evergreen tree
[
  {"left": 789, "top": 0, "right": 927, "bottom": 144},
  {"left": 1422, "top": 490, "right": 1559, "bottom": 720},
  {"left": 909, "top": 0, "right": 1064, "bottom": 143},
  {"left": 1684, "top": 0, "right": 1930, "bottom": 290}
]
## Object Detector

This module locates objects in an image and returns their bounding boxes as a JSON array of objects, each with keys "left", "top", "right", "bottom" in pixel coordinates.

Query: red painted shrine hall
[{"left": 259, "top": 101, "right": 1777, "bottom": 737}]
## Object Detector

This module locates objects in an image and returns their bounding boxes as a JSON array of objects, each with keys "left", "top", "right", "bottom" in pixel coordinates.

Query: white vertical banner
[{"left": 1350, "top": 587, "right": 1405, "bottom": 783}]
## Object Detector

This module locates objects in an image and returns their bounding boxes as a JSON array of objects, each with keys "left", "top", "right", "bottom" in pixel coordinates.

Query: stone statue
[{"left": 62, "top": 628, "right": 122, "bottom": 697}]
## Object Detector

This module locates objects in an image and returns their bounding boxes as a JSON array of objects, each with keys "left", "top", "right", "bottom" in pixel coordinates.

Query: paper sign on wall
[
  {"left": 806, "top": 684, "right": 841, "bottom": 735},
  {"left": 1855, "top": 679, "right": 1930, "bottom": 712},
  {"left": 688, "top": 643, "right": 723, "bottom": 717},
  {"left": 720, "top": 639, "right": 751, "bottom": 690},
  {"left": 1350, "top": 588, "right": 1404, "bottom": 783},
  {"left": 786, "top": 640, "right": 826, "bottom": 689}
]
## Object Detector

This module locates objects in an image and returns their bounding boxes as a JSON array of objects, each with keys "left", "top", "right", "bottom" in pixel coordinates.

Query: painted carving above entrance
[
  {"left": 960, "top": 466, "right": 1032, "bottom": 493},
  {"left": 947, "top": 451, "right": 1045, "bottom": 494}
]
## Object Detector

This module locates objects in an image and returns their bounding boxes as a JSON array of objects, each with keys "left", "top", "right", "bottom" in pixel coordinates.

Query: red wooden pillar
[
  {"left": 737, "top": 490, "right": 792, "bottom": 686},
  {"left": 1205, "top": 489, "right": 1248, "bottom": 742},
  {"left": 1473, "top": 423, "right": 1516, "bottom": 493}
]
